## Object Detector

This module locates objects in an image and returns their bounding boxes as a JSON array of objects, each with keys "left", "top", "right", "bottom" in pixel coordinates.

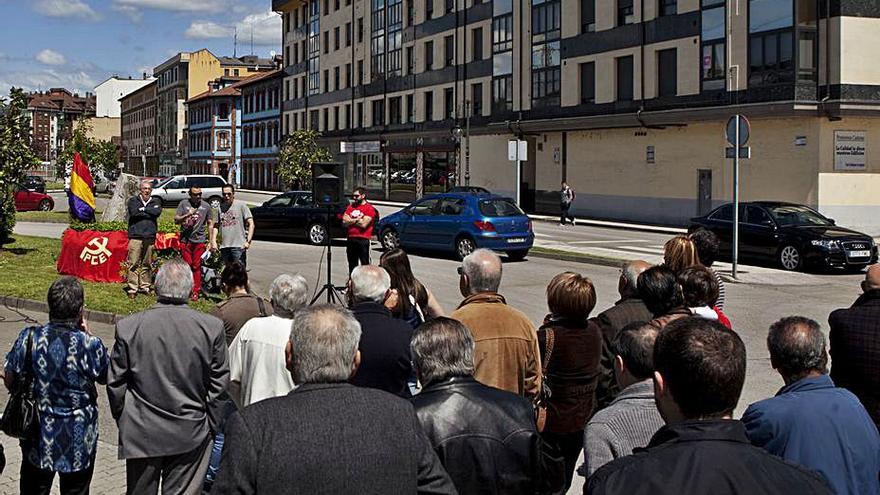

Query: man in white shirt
[{"left": 228, "top": 274, "right": 309, "bottom": 407}]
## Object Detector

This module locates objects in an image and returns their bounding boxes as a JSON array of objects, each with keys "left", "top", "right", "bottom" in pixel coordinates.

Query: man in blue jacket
[{"left": 743, "top": 316, "right": 880, "bottom": 495}]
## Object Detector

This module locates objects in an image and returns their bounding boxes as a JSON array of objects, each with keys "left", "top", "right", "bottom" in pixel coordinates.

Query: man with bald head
[
  {"left": 829, "top": 264, "right": 880, "bottom": 428},
  {"left": 591, "top": 260, "right": 654, "bottom": 408},
  {"left": 744, "top": 316, "right": 880, "bottom": 495},
  {"left": 451, "top": 249, "right": 541, "bottom": 399},
  {"left": 125, "top": 180, "right": 163, "bottom": 298}
]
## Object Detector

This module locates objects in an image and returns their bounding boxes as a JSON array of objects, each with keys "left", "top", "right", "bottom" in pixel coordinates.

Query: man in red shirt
[{"left": 343, "top": 186, "right": 378, "bottom": 274}]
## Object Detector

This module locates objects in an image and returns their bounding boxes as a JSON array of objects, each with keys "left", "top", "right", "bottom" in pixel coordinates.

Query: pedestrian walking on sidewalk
[
  {"left": 4, "top": 277, "right": 109, "bottom": 495},
  {"left": 560, "top": 181, "right": 576, "bottom": 226},
  {"left": 174, "top": 186, "right": 212, "bottom": 301}
]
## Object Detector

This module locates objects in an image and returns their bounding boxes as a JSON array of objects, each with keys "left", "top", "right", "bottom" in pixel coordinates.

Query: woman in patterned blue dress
[{"left": 4, "top": 277, "right": 108, "bottom": 495}]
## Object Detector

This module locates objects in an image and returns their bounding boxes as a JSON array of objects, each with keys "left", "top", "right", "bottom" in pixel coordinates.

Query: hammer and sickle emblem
[{"left": 79, "top": 237, "right": 112, "bottom": 266}]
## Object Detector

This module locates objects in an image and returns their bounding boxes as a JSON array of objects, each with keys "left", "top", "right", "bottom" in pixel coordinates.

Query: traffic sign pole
[
  {"left": 516, "top": 143, "right": 522, "bottom": 207},
  {"left": 732, "top": 115, "right": 740, "bottom": 279}
]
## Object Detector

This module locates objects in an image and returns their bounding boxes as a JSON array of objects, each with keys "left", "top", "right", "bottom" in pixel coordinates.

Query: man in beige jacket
[{"left": 451, "top": 249, "right": 541, "bottom": 399}]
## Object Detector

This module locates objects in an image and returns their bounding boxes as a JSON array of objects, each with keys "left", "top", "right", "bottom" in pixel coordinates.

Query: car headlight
[{"left": 811, "top": 239, "right": 841, "bottom": 251}]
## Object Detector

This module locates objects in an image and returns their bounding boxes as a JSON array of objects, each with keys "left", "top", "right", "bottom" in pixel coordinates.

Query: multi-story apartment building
[
  {"left": 240, "top": 70, "right": 284, "bottom": 191},
  {"left": 154, "top": 50, "right": 276, "bottom": 175},
  {"left": 186, "top": 78, "right": 246, "bottom": 184},
  {"left": 274, "top": 0, "right": 880, "bottom": 234},
  {"left": 27, "top": 88, "right": 96, "bottom": 163},
  {"left": 120, "top": 80, "right": 158, "bottom": 175}
]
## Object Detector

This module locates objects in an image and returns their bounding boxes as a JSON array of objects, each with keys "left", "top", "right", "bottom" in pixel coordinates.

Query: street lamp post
[
  {"left": 451, "top": 124, "right": 463, "bottom": 188},
  {"left": 142, "top": 146, "right": 152, "bottom": 177}
]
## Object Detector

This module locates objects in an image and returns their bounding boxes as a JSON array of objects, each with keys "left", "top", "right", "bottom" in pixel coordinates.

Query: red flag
[{"left": 73, "top": 152, "right": 94, "bottom": 189}]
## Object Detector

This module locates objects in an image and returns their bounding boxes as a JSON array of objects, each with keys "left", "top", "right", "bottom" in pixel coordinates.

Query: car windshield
[
  {"left": 153, "top": 177, "right": 172, "bottom": 188},
  {"left": 478, "top": 198, "right": 523, "bottom": 217},
  {"left": 767, "top": 205, "right": 832, "bottom": 227}
]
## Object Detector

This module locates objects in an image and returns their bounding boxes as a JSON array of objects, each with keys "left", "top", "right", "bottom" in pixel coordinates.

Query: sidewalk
[{"left": 0, "top": 438, "right": 124, "bottom": 495}]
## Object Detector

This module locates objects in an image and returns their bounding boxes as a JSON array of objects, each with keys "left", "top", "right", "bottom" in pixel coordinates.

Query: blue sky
[{"left": 0, "top": 0, "right": 282, "bottom": 97}]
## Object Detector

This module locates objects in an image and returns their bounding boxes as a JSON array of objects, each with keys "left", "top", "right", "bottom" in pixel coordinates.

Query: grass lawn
[{"left": 0, "top": 235, "right": 216, "bottom": 316}]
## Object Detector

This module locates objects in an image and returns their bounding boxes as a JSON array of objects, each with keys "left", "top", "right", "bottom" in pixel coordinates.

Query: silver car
[{"left": 151, "top": 175, "right": 227, "bottom": 208}]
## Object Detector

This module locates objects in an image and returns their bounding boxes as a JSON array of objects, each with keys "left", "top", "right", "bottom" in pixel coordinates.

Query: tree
[
  {"left": 56, "top": 119, "right": 119, "bottom": 179},
  {"left": 0, "top": 88, "right": 40, "bottom": 242},
  {"left": 277, "top": 129, "right": 333, "bottom": 190}
]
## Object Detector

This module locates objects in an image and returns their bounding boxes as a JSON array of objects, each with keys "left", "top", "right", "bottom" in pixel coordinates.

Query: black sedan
[
  {"left": 690, "top": 201, "right": 878, "bottom": 271},
  {"left": 251, "top": 191, "right": 348, "bottom": 245}
]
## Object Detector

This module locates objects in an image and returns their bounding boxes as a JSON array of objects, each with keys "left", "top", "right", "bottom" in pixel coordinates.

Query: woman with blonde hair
[
  {"left": 663, "top": 235, "right": 700, "bottom": 273},
  {"left": 537, "top": 271, "right": 603, "bottom": 491}
]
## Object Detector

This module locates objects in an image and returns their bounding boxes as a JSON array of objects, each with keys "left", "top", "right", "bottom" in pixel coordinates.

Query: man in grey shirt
[
  {"left": 209, "top": 184, "right": 254, "bottom": 269},
  {"left": 175, "top": 186, "right": 212, "bottom": 300},
  {"left": 583, "top": 321, "right": 664, "bottom": 477}
]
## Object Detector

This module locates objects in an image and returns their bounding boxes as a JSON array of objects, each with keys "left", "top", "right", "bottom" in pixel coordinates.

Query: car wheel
[
  {"left": 38, "top": 199, "right": 52, "bottom": 212},
  {"left": 507, "top": 249, "right": 529, "bottom": 261},
  {"left": 381, "top": 228, "right": 400, "bottom": 251},
  {"left": 455, "top": 236, "right": 476, "bottom": 260},
  {"left": 778, "top": 245, "right": 803, "bottom": 271},
  {"left": 208, "top": 196, "right": 221, "bottom": 208},
  {"left": 307, "top": 223, "right": 329, "bottom": 245}
]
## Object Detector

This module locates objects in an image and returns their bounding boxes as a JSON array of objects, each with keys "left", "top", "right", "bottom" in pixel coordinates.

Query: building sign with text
[{"left": 834, "top": 130, "right": 867, "bottom": 170}]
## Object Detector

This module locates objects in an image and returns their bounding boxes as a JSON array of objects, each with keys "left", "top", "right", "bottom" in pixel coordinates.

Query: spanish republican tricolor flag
[{"left": 68, "top": 152, "right": 96, "bottom": 222}]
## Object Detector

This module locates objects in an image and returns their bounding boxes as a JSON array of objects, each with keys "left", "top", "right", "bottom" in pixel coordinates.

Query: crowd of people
[{"left": 4, "top": 195, "right": 880, "bottom": 495}]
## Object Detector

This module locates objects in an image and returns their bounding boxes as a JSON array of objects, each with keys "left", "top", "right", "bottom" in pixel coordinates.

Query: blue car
[{"left": 377, "top": 192, "right": 534, "bottom": 260}]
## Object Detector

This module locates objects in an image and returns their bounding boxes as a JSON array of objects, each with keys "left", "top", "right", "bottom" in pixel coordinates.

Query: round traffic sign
[{"left": 726, "top": 115, "right": 750, "bottom": 147}]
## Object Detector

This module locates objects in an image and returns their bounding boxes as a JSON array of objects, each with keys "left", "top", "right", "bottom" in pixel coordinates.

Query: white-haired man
[
  {"left": 107, "top": 257, "right": 229, "bottom": 494},
  {"left": 451, "top": 249, "right": 541, "bottom": 398},
  {"left": 213, "top": 305, "right": 456, "bottom": 493},
  {"left": 228, "top": 274, "right": 309, "bottom": 408},
  {"left": 125, "top": 179, "right": 162, "bottom": 299},
  {"left": 347, "top": 265, "right": 415, "bottom": 397}
]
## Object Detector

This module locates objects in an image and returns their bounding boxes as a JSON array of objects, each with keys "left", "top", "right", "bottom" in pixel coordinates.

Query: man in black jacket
[
  {"left": 213, "top": 305, "right": 456, "bottom": 494},
  {"left": 586, "top": 317, "right": 833, "bottom": 495},
  {"left": 125, "top": 180, "right": 162, "bottom": 298},
  {"left": 590, "top": 260, "right": 653, "bottom": 408},
  {"left": 829, "top": 264, "right": 880, "bottom": 428},
  {"left": 347, "top": 265, "right": 414, "bottom": 397},
  {"left": 410, "top": 317, "right": 564, "bottom": 495}
]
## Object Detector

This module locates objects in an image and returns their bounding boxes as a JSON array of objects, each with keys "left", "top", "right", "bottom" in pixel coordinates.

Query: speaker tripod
[{"left": 311, "top": 204, "right": 347, "bottom": 305}]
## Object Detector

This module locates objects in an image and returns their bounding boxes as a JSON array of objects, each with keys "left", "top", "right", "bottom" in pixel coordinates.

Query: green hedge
[{"left": 69, "top": 219, "right": 180, "bottom": 233}]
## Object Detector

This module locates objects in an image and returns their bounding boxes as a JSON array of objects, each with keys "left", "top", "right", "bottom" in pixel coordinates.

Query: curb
[
  {"left": 0, "top": 295, "right": 121, "bottom": 326},
  {"left": 527, "top": 249, "right": 628, "bottom": 268}
]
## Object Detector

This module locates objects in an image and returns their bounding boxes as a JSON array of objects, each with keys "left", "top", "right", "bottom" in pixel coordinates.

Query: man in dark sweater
[
  {"left": 590, "top": 260, "right": 653, "bottom": 408},
  {"left": 125, "top": 180, "right": 162, "bottom": 298},
  {"left": 347, "top": 265, "right": 414, "bottom": 397},
  {"left": 213, "top": 305, "right": 456, "bottom": 494}
]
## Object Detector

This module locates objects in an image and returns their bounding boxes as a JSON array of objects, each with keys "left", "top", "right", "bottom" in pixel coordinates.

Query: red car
[{"left": 14, "top": 185, "right": 54, "bottom": 211}]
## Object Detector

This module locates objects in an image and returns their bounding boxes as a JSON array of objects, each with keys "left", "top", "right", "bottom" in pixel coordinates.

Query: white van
[{"left": 151, "top": 175, "right": 227, "bottom": 208}]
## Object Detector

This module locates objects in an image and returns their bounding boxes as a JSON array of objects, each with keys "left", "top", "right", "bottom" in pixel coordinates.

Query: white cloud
[
  {"left": 0, "top": 69, "right": 99, "bottom": 96},
  {"left": 36, "top": 49, "right": 66, "bottom": 66},
  {"left": 112, "top": 0, "right": 226, "bottom": 13},
  {"left": 33, "top": 0, "right": 102, "bottom": 21},
  {"left": 185, "top": 11, "right": 281, "bottom": 47},
  {"left": 112, "top": 4, "right": 143, "bottom": 22}
]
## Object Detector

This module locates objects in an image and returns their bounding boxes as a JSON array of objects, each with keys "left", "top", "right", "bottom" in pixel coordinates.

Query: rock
[{"left": 101, "top": 173, "right": 139, "bottom": 222}]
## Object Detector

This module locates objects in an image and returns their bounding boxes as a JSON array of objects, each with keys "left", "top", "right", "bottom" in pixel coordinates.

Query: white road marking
[{"left": 567, "top": 239, "right": 653, "bottom": 245}]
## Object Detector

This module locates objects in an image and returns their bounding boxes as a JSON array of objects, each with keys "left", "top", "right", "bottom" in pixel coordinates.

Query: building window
[
  {"left": 581, "top": 0, "right": 595, "bottom": 33},
  {"left": 444, "top": 87, "right": 454, "bottom": 119},
  {"left": 345, "top": 104, "right": 351, "bottom": 128},
  {"left": 657, "top": 48, "right": 677, "bottom": 97},
  {"left": 444, "top": 35, "right": 455, "bottom": 67},
  {"left": 659, "top": 0, "right": 676, "bottom": 16},
  {"left": 346, "top": 63, "right": 352, "bottom": 87},
  {"left": 580, "top": 61, "right": 595, "bottom": 104},
  {"left": 492, "top": 15, "right": 513, "bottom": 52},
  {"left": 424, "top": 91, "right": 434, "bottom": 120},
  {"left": 616, "top": 55, "right": 634, "bottom": 101},
  {"left": 372, "top": 99, "right": 385, "bottom": 126},
  {"left": 334, "top": 66, "right": 340, "bottom": 90},
  {"left": 406, "top": 46, "right": 414, "bottom": 74},
  {"left": 389, "top": 96, "right": 402, "bottom": 124},
  {"left": 217, "top": 131, "right": 230, "bottom": 150},
  {"left": 387, "top": 0, "right": 403, "bottom": 76},
  {"left": 334, "top": 26, "right": 340, "bottom": 50},
  {"left": 471, "top": 82, "right": 483, "bottom": 115},
  {"left": 333, "top": 106, "right": 339, "bottom": 130},
  {"left": 492, "top": 76, "right": 512, "bottom": 113},
  {"left": 618, "top": 0, "right": 634, "bottom": 26},
  {"left": 371, "top": 0, "right": 387, "bottom": 80},
  {"left": 323, "top": 30, "right": 330, "bottom": 54},
  {"left": 323, "top": 107, "right": 329, "bottom": 130},
  {"left": 445, "top": 0, "right": 454, "bottom": 13},
  {"left": 346, "top": 22, "right": 352, "bottom": 46},
  {"left": 308, "top": 0, "right": 321, "bottom": 96},
  {"left": 358, "top": 17, "right": 364, "bottom": 43},
  {"left": 335, "top": 0, "right": 340, "bottom": 10},
  {"left": 406, "top": 94, "right": 414, "bottom": 122},
  {"left": 701, "top": 1, "right": 725, "bottom": 90},
  {"left": 356, "top": 102, "right": 363, "bottom": 126},
  {"left": 532, "top": 0, "right": 561, "bottom": 108},
  {"left": 425, "top": 41, "right": 434, "bottom": 70},
  {"left": 407, "top": 0, "right": 414, "bottom": 25},
  {"left": 426, "top": 0, "right": 433, "bottom": 20},
  {"left": 358, "top": 60, "right": 364, "bottom": 85},
  {"left": 323, "top": 69, "right": 329, "bottom": 91},
  {"left": 532, "top": 0, "right": 561, "bottom": 38},
  {"left": 471, "top": 28, "right": 483, "bottom": 61}
]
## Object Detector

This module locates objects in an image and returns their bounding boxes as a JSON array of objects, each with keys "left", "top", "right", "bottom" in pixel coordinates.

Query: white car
[{"left": 151, "top": 175, "right": 227, "bottom": 208}]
